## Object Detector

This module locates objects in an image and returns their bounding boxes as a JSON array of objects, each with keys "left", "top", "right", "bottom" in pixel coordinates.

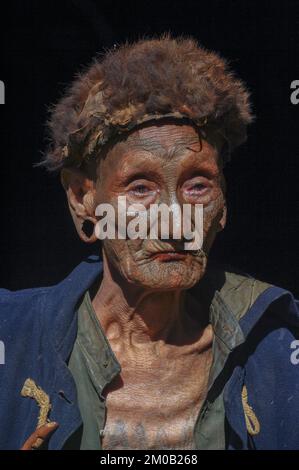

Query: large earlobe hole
[{"left": 82, "top": 219, "right": 95, "bottom": 238}]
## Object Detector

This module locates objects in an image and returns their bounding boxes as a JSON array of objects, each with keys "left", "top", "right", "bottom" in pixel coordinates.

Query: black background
[{"left": 1, "top": 0, "right": 299, "bottom": 295}]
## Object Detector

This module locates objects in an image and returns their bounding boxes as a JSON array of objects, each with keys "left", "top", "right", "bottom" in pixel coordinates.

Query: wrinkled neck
[{"left": 91, "top": 254, "right": 209, "bottom": 346}]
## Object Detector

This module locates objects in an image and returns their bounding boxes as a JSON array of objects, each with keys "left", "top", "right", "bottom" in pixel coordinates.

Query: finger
[{"left": 21, "top": 422, "right": 59, "bottom": 450}]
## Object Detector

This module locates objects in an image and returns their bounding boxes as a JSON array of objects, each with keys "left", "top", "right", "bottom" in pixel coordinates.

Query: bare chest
[{"left": 101, "top": 350, "right": 213, "bottom": 450}]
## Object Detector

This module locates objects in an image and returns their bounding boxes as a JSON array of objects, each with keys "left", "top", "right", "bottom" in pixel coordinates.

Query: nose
[{"left": 149, "top": 191, "right": 186, "bottom": 241}]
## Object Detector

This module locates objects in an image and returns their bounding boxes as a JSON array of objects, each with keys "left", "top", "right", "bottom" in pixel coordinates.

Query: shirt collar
[{"left": 210, "top": 290, "right": 245, "bottom": 352}]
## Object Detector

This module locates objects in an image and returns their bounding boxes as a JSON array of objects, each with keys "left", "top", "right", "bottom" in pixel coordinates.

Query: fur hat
[{"left": 42, "top": 34, "right": 253, "bottom": 171}]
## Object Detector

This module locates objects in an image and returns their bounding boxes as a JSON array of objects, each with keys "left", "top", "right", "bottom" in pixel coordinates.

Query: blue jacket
[{"left": 0, "top": 255, "right": 298, "bottom": 450}]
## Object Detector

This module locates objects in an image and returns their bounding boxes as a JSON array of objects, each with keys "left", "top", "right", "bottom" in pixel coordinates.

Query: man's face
[{"left": 95, "top": 121, "right": 226, "bottom": 290}]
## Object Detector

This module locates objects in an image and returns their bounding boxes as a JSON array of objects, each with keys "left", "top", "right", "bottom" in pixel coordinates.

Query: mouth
[
  {"left": 150, "top": 251, "right": 188, "bottom": 262},
  {"left": 139, "top": 240, "right": 203, "bottom": 263}
]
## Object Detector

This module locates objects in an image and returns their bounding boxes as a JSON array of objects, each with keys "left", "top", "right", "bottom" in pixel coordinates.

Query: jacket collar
[{"left": 49, "top": 255, "right": 103, "bottom": 360}]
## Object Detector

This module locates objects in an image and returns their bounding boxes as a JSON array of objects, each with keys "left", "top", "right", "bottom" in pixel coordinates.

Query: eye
[
  {"left": 130, "top": 184, "right": 151, "bottom": 196},
  {"left": 181, "top": 177, "right": 211, "bottom": 200},
  {"left": 126, "top": 179, "right": 158, "bottom": 199},
  {"left": 187, "top": 182, "right": 207, "bottom": 195},
  {"left": 183, "top": 181, "right": 208, "bottom": 195}
]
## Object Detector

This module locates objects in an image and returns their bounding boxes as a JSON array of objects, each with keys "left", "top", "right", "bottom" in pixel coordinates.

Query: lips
[
  {"left": 150, "top": 251, "right": 187, "bottom": 262},
  {"left": 139, "top": 240, "right": 200, "bottom": 262}
]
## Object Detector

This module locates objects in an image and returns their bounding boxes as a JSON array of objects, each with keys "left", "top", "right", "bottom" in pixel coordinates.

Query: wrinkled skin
[
  {"left": 61, "top": 119, "right": 227, "bottom": 449},
  {"left": 94, "top": 121, "right": 226, "bottom": 291}
]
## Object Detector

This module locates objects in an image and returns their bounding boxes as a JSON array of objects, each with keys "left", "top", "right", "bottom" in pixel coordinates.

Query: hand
[{"left": 20, "top": 422, "right": 59, "bottom": 450}]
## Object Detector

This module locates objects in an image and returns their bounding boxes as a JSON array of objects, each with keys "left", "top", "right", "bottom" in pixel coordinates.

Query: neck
[{"left": 91, "top": 253, "right": 210, "bottom": 348}]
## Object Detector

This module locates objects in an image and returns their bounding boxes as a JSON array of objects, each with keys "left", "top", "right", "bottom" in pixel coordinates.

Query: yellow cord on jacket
[
  {"left": 242, "top": 385, "right": 260, "bottom": 436},
  {"left": 21, "top": 378, "right": 51, "bottom": 428}
]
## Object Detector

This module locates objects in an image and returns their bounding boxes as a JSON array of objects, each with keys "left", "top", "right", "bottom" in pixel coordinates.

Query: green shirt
[{"left": 66, "top": 267, "right": 271, "bottom": 450}]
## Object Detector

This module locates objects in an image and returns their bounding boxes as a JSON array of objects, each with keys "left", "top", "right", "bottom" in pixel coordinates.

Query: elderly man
[{"left": 0, "top": 36, "right": 298, "bottom": 451}]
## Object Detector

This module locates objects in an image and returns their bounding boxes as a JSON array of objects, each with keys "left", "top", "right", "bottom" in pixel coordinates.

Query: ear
[{"left": 61, "top": 168, "right": 98, "bottom": 243}]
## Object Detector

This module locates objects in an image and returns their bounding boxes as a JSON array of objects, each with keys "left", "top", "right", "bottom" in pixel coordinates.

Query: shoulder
[
  {"left": 203, "top": 263, "right": 274, "bottom": 320},
  {"left": 219, "top": 268, "right": 274, "bottom": 322},
  {"left": 0, "top": 285, "right": 51, "bottom": 313},
  {"left": 0, "top": 285, "right": 51, "bottom": 302},
  {"left": 0, "top": 286, "right": 54, "bottom": 335},
  {"left": 204, "top": 262, "right": 299, "bottom": 328},
  {"left": 0, "top": 255, "right": 103, "bottom": 333},
  {"left": 219, "top": 268, "right": 299, "bottom": 368}
]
